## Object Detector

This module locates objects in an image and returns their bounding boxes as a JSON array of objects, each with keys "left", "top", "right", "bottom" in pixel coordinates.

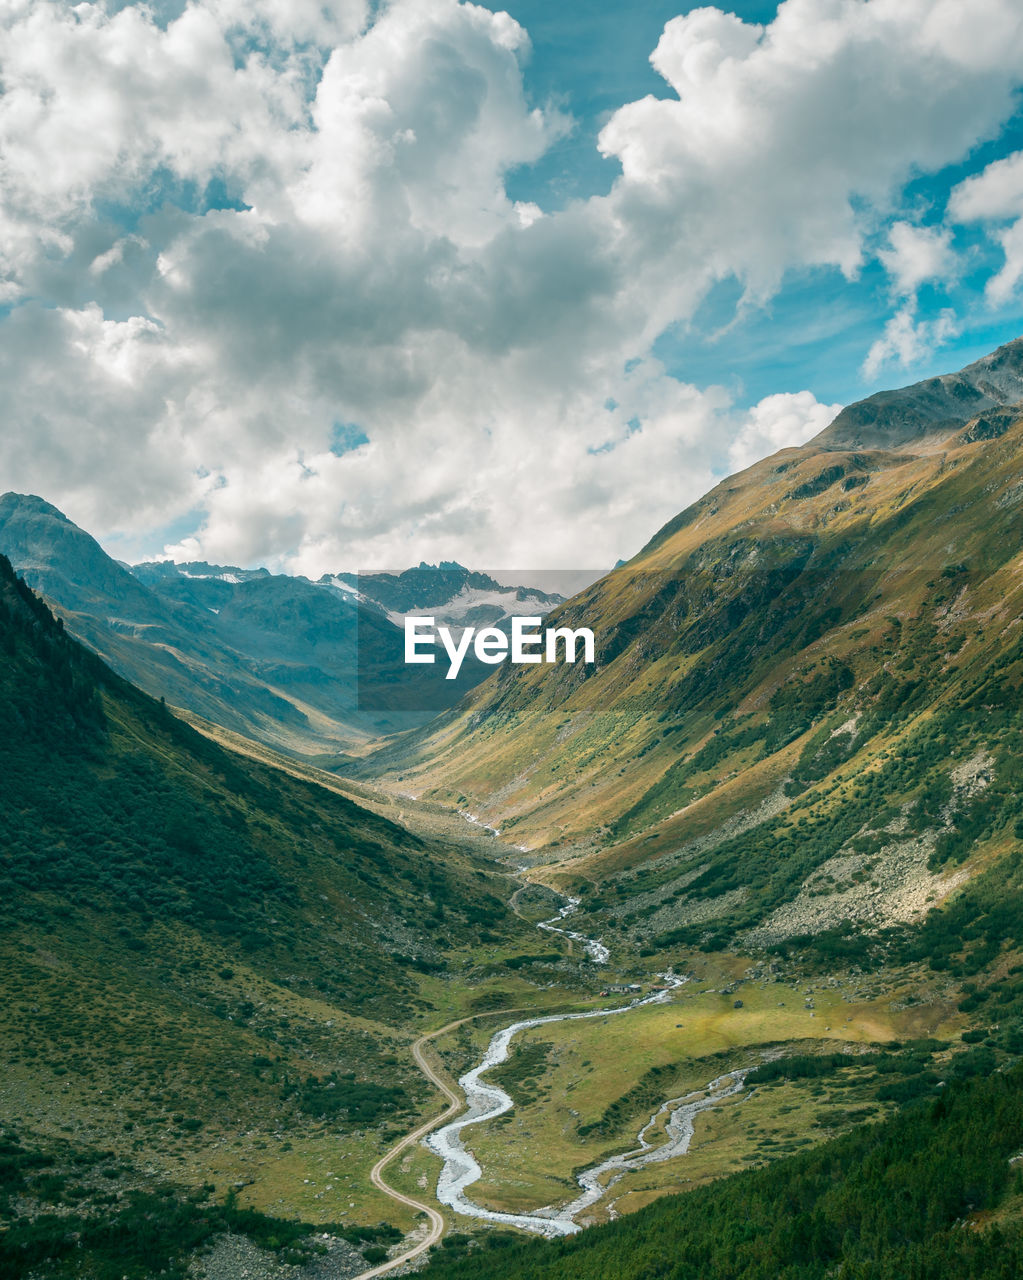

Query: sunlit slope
[{"left": 369, "top": 341, "right": 1023, "bottom": 936}]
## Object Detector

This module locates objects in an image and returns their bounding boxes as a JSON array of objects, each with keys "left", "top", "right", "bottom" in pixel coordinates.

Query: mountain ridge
[
  {"left": 0, "top": 549, "right": 544, "bottom": 1238},
  {"left": 813, "top": 335, "right": 1023, "bottom": 452},
  {"left": 0, "top": 493, "right": 568, "bottom": 759},
  {"left": 0, "top": 500, "right": 452, "bottom": 754},
  {"left": 358, "top": 337, "right": 1023, "bottom": 967}
]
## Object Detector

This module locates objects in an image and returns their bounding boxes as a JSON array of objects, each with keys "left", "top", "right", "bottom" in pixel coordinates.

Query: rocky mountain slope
[
  {"left": 364, "top": 338, "right": 1023, "bottom": 960},
  {"left": 318, "top": 562, "right": 564, "bottom": 631}
]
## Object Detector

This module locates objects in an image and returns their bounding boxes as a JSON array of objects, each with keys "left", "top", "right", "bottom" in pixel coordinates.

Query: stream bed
[{"left": 426, "top": 901, "right": 753, "bottom": 1235}]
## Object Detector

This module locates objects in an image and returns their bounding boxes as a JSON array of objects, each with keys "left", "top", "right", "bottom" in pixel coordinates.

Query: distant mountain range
[
  {"left": 133, "top": 558, "right": 563, "bottom": 635},
  {"left": 0, "top": 494, "right": 564, "bottom": 757},
  {"left": 318, "top": 563, "right": 564, "bottom": 630}
]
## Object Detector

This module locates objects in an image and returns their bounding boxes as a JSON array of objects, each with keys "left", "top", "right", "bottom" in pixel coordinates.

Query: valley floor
[{"left": 0, "top": 739, "right": 1002, "bottom": 1280}]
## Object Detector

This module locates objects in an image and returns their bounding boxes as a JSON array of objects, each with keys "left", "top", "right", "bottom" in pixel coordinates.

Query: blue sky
[
  {"left": 502, "top": 1, "right": 781, "bottom": 205},
  {"left": 501, "top": 0, "right": 1023, "bottom": 408},
  {"left": 2, "top": 0, "right": 1023, "bottom": 572}
]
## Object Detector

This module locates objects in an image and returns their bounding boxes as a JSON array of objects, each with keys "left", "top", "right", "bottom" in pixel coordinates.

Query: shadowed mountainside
[
  {"left": 0, "top": 495, "right": 449, "bottom": 756},
  {"left": 0, "top": 552, "right": 532, "bottom": 1229}
]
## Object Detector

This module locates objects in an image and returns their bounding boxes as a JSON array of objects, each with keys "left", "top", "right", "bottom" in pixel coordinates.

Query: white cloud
[
  {"left": 949, "top": 149, "right": 1023, "bottom": 303},
  {"left": 949, "top": 148, "right": 1023, "bottom": 222},
  {"left": 2, "top": 0, "right": 1023, "bottom": 572},
  {"left": 596, "top": 0, "right": 1023, "bottom": 312},
  {"left": 878, "top": 221, "right": 957, "bottom": 296},
  {"left": 983, "top": 218, "right": 1023, "bottom": 305},
  {"left": 728, "top": 392, "right": 842, "bottom": 473},
  {"left": 0, "top": 302, "right": 209, "bottom": 534},
  {"left": 160, "top": 366, "right": 843, "bottom": 576},
  {"left": 862, "top": 302, "right": 960, "bottom": 380}
]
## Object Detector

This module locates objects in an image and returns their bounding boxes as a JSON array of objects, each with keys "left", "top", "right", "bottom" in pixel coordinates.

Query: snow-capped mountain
[{"left": 320, "top": 562, "right": 565, "bottom": 633}]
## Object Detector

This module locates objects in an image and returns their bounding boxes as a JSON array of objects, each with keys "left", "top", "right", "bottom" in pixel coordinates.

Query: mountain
[
  {"left": 327, "top": 337, "right": 1023, "bottom": 1259},
  {"left": 320, "top": 562, "right": 565, "bottom": 632},
  {"left": 0, "top": 492, "right": 392, "bottom": 754},
  {"left": 361, "top": 338, "right": 1023, "bottom": 962},
  {"left": 0, "top": 494, "right": 567, "bottom": 759},
  {"left": 0, "top": 497, "right": 535, "bottom": 758},
  {"left": 131, "top": 556, "right": 567, "bottom": 721},
  {"left": 0, "top": 493, "right": 169, "bottom": 620},
  {"left": 0, "top": 551, "right": 539, "bottom": 1271},
  {"left": 816, "top": 336, "right": 1023, "bottom": 450},
  {"left": 134, "top": 559, "right": 563, "bottom": 636}
]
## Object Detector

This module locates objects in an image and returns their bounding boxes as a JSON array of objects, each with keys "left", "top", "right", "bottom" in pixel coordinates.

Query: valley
[
  {"left": 0, "top": 495, "right": 567, "bottom": 760},
  {"left": 6, "top": 341, "right": 1023, "bottom": 1278}
]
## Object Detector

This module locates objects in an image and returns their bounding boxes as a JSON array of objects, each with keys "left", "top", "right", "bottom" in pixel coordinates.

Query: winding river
[
  {"left": 426, "top": 900, "right": 752, "bottom": 1235},
  {"left": 536, "top": 895, "right": 611, "bottom": 964}
]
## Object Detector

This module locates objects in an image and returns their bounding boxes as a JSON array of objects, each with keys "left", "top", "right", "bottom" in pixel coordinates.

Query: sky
[{"left": 3, "top": 0, "right": 1023, "bottom": 577}]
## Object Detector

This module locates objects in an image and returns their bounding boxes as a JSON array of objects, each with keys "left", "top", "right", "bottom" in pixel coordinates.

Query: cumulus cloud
[
  {"left": 2, "top": 0, "right": 1023, "bottom": 572},
  {"left": 878, "top": 221, "right": 958, "bottom": 296},
  {"left": 862, "top": 302, "right": 960, "bottom": 380},
  {"left": 597, "top": 0, "right": 1023, "bottom": 309},
  {"left": 949, "top": 149, "right": 1023, "bottom": 303},
  {"left": 728, "top": 392, "right": 842, "bottom": 474},
  {"left": 0, "top": 302, "right": 209, "bottom": 531},
  {"left": 950, "top": 148, "right": 1023, "bottom": 221}
]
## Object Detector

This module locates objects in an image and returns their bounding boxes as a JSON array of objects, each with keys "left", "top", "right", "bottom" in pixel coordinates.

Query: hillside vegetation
[
  {"left": 369, "top": 341, "right": 1023, "bottom": 974},
  {"left": 416, "top": 1064, "right": 1023, "bottom": 1280},
  {"left": 0, "top": 552, "right": 541, "bottom": 1240}
]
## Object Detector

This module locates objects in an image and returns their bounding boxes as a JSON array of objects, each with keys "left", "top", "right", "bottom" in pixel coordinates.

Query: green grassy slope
[
  {"left": 0, "top": 1123, "right": 400, "bottom": 1280},
  {"left": 0, "top": 552, "right": 539, "bottom": 1231}
]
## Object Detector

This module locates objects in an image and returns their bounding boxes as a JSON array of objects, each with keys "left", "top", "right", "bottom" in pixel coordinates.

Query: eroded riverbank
[
  {"left": 426, "top": 976, "right": 691, "bottom": 1235},
  {"left": 424, "top": 889, "right": 758, "bottom": 1236}
]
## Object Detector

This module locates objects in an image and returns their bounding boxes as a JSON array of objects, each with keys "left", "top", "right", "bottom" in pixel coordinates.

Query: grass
[
  {"left": 197, "top": 1136, "right": 418, "bottom": 1228},
  {"left": 0, "top": 905, "right": 619, "bottom": 1230},
  {"left": 605, "top": 1075, "right": 883, "bottom": 1217},
  {"left": 434, "top": 964, "right": 959, "bottom": 1221},
  {"left": 5, "top": 538, "right": 1020, "bottom": 1257},
  {"left": 385, "top": 1139, "right": 444, "bottom": 1206}
]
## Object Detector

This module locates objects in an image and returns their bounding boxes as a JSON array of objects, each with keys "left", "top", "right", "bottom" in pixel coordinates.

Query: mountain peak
[
  {"left": 0, "top": 491, "right": 73, "bottom": 522},
  {"left": 132, "top": 560, "right": 273, "bottom": 585},
  {"left": 0, "top": 492, "right": 161, "bottom": 619},
  {"left": 814, "top": 335, "right": 1023, "bottom": 452}
]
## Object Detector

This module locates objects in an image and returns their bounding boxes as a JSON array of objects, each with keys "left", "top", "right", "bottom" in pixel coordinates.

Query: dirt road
[{"left": 352, "top": 1010, "right": 531, "bottom": 1279}]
